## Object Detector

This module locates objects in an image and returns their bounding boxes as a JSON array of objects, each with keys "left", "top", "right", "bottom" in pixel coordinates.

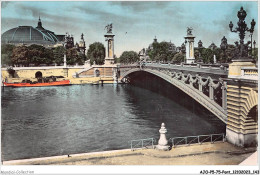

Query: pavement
[{"left": 3, "top": 142, "right": 257, "bottom": 165}]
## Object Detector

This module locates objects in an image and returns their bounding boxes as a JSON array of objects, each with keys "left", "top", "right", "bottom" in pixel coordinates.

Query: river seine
[{"left": 1, "top": 84, "right": 225, "bottom": 161}]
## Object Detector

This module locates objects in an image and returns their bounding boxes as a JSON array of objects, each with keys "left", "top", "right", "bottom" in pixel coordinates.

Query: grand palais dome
[{"left": 1, "top": 17, "right": 65, "bottom": 45}]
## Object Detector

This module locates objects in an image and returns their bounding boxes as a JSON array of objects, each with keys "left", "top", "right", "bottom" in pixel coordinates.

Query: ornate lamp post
[
  {"left": 220, "top": 36, "right": 228, "bottom": 62},
  {"left": 229, "top": 7, "right": 256, "bottom": 60}
]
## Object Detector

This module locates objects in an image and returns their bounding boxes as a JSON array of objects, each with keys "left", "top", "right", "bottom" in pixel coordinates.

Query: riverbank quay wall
[{"left": 1, "top": 65, "right": 117, "bottom": 84}]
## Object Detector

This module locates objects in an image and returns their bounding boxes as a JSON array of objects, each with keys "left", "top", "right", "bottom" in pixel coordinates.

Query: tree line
[
  {"left": 1, "top": 44, "right": 86, "bottom": 67},
  {"left": 1, "top": 42, "right": 258, "bottom": 67},
  {"left": 147, "top": 42, "right": 258, "bottom": 64},
  {"left": 1, "top": 43, "right": 140, "bottom": 67}
]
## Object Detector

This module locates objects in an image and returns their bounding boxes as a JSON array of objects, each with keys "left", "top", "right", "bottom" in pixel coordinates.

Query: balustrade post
[
  {"left": 198, "top": 79, "right": 203, "bottom": 92},
  {"left": 221, "top": 81, "right": 227, "bottom": 111},
  {"left": 209, "top": 83, "right": 214, "bottom": 100}
]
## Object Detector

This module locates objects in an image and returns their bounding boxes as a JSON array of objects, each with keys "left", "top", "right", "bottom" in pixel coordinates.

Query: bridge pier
[{"left": 225, "top": 78, "right": 258, "bottom": 147}]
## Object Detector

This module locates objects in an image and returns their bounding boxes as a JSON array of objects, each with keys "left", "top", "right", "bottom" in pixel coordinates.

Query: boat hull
[{"left": 3, "top": 80, "right": 70, "bottom": 87}]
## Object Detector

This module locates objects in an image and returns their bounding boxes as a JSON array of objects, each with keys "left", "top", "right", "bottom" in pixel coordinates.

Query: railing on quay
[
  {"left": 169, "top": 133, "right": 225, "bottom": 148},
  {"left": 130, "top": 138, "right": 156, "bottom": 151}
]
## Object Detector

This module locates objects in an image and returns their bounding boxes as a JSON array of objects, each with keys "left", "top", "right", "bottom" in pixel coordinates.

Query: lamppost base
[
  {"left": 156, "top": 145, "right": 170, "bottom": 151},
  {"left": 228, "top": 60, "right": 256, "bottom": 78}
]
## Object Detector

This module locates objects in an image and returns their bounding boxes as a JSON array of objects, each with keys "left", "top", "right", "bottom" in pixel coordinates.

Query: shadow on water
[
  {"left": 1, "top": 82, "right": 226, "bottom": 161},
  {"left": 124, "top": 71, "right": 226, "bottom": 134}
]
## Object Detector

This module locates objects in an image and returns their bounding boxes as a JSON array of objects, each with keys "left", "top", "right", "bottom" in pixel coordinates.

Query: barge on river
[{"left": 3, "top": 77, "right": 70, "bottom": 87}]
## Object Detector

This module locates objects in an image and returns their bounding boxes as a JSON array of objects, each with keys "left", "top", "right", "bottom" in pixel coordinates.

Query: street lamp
[{"left": 229, "top": 7, "right": 256, "bottom": 60}]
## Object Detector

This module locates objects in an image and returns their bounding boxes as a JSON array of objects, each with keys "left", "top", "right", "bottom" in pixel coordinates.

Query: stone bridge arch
[{"left": 119, "top": 66, "right": 227, "bottom": 123}]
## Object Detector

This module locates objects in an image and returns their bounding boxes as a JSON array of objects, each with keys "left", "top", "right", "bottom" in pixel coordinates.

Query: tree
[
  {"left": 114, "top": 55, "right": 120, "bottom": 63},
  {"left": 172, "top": 52, "right": 185, "bottom": 63},
  {"left": 1, "top": 44, "right": 15, "bottom": 66},
  {"left": 27, "top": 44, "right": 53, "bottom": 66},
  {"left": 224, "top": 45, "right": 237, "bottom": 63},
  {"left": 11, "top": 46, "right": 30, "bottom": 66},
  {"left": 53, "top": 46, "right": 66, "bottom": 65},
  {"left": 87, "top": 42, "right": 105, "bottom": 65},
  {"left": 252, "top": 48, "right": 258, "bottom": 61},
  {"left": 119, "top": 51, "right": 139, "bottom": 64},
  {"left": 66, "top": 48, "right": 78, "bottom": 65},
  {"left": 147, "top": 42, "right": 160, "bottom": 61},
  {"left": 147, "top": 42, "right": 176, "bottom": 62},
  {"left": 77, "top": 53, "right": 86, "bottom": 65},
  {"left": 201, "top": 48, "right": 214, "bottom": 64}
]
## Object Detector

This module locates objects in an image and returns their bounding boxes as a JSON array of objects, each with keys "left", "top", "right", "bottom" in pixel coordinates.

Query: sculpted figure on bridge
[
  {"left": 187, "top": 27, "right": 193, "bottom": 35},
  {"left": 105, "top": 23, "right": 113, "bottom": 33}
]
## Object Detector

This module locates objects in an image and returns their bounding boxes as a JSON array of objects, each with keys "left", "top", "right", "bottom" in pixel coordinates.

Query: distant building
[
  {"left": 1, "top": 17, "right": 66, "bottom": 46},
  {"left": 64, "top": 33, "right": 74, "bottom": 49},
  {"left": 208, "top": 42, "right": 217, "bottom": 50},
  {"left": 75, "top": 33, "right": 86, "bottom": 54},
  {"left": 176, "top": 43, "right": 186, "bottom": 53}
]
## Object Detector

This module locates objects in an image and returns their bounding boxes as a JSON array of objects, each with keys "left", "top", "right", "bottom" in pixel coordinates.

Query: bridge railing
[
  {"left": 169, "top": 133, "right": 225, "bottom": 148},
  {"left": 144, "top": 62, "right": 228, "bottom": 71},
  {"left": 130, "top": 138, "right": 156, "bottom": 151},
  {"left": 241, "top": 67, "right": 258, "bottom": 80}
]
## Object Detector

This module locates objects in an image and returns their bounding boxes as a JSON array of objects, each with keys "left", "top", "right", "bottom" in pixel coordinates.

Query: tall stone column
[
  {"left": 104, "top": 23, "right": 115, "bottom": 65},
  {"left": 184, "top": 27, "right": 195, "bottom": 64}
]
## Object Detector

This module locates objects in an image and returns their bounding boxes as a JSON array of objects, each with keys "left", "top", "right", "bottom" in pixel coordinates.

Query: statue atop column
[
  {"left": 104, "top": 23, "right": 115, "bottom": 65},
  {"left": 187, "top": 27, "right": 193, "bottom": 35},
  {"left": 105, "top": 23, "right": 113, "bottom": 34},
  {"left": 184, "top": 27, "right": 195, "bottom": 63}
]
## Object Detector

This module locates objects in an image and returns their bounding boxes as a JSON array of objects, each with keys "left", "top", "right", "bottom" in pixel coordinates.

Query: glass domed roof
[{"left": 1, "top": 18, "right": 62, "bottom": 45}]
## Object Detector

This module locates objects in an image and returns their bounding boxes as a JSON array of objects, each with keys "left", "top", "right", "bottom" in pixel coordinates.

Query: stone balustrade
[{"left": 241, "top": 67, "right": 258, "bottom": 80}]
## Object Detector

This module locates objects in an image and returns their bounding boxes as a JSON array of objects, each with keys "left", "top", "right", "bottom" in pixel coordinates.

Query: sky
[{"left": 1, "top": 1, "right": 258, "bottom": 56}]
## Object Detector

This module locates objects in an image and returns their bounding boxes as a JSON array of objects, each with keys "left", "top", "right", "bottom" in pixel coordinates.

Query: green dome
[{"left": 1, "top": 18, "right": 63, "bottom": 45}]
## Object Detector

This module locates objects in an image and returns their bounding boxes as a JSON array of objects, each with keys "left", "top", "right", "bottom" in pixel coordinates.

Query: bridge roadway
[{"left": 118, "top": 62, "right": 229, "bottom": 123}]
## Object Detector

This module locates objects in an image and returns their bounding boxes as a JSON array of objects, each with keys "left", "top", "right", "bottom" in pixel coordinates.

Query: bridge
[
  {"left": 119, "top": 62, "right": 228, "bottom": 123},
  {"left": 118, "top": 62, "right": 258, "bottom": 147}
]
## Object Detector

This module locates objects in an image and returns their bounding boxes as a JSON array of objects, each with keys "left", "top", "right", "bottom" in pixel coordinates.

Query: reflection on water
[{"left": 1, "top": 84, "right": 225, "bottom": 161}]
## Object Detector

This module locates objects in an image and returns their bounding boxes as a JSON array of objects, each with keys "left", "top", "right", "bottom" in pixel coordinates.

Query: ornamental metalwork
[{"left": 229, "top": 7, "right": 256, "bottom": 59}]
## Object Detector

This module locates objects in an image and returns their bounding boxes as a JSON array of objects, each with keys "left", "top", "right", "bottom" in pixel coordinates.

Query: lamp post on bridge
[
  {"left": 229, "top": 7, "right": 256, "bottom": 61},
  {"left": 228, "top": 6, "right": 256, "bottom": 78}
]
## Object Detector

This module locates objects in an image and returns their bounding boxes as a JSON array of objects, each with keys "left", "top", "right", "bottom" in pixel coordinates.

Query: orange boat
[{"left": 3, "top": 80, "right": 70, "bottom": 87}]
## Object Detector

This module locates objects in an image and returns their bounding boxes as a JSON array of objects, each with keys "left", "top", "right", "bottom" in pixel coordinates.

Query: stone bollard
[{"left": 156, "top": 123, "right": 170, "bottom": 151}]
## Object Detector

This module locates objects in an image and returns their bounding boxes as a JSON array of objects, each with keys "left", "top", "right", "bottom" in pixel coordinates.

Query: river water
[{"left": 1, "top": 84, "right": 225, "bottom": 161}]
